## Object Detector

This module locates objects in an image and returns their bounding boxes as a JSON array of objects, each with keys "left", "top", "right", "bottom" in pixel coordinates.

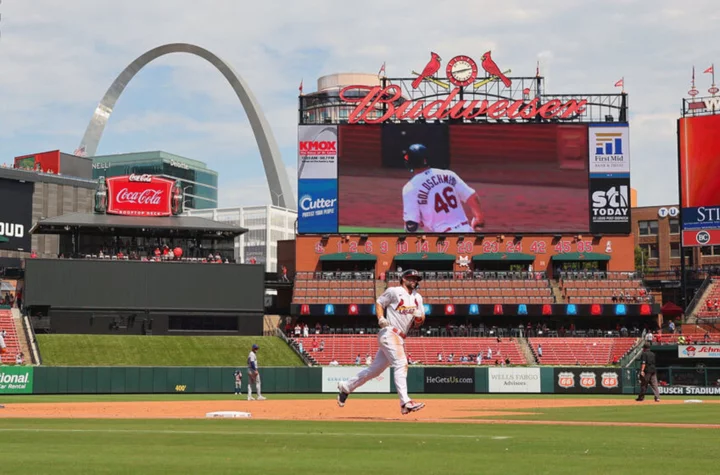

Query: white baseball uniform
[
  {"left": 247, "top": 350, "right": 263, "bottom": 398},
  {"left": 402, "top": 168, "right": 476, "bottom": 233},
  {"left": 340, "top": 285, "right": 424, "bottom": 406}
]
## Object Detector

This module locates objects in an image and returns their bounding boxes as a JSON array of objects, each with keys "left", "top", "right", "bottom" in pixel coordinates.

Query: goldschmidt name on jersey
[{"left": 416, "top": 173, "right": 459, "bottom": 205}]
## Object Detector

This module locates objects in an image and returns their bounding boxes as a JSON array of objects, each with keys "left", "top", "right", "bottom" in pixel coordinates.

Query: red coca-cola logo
[
  {"left": 106, "top": 175, "right": 174, "bottom": 217},
  {"left": 116, "top": 188, "right": 163, "bottom": 205}
]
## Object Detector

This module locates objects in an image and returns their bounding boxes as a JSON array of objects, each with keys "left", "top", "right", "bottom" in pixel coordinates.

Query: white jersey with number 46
[{"left": 402, "top": 168, "right": 476, "bottom": 233}]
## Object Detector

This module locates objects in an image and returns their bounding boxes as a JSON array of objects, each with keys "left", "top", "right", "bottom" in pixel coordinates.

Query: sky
[{"left": 0, "top": 0, "right": 717, "bottom": 208}]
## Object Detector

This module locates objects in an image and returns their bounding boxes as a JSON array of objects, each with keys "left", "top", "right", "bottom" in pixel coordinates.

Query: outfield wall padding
[
  {"left": 32, "top": 367, "right": 321, "bottom": 394},
  {"left": 23, "top": 366, "right": 720, "bottom": 396}
]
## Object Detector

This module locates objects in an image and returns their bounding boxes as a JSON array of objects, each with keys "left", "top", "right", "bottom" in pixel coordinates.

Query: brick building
[{"left": 632, "top": 205, "right": 720, "bottom": 272}]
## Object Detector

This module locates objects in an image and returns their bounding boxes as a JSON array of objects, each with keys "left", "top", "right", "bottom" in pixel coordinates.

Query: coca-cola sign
[
  {"left": 106, "top": 175, "right": 174, "bottom": 216},
  {"left": 128, "top": 174, "right": 153, "bottom": 183}
]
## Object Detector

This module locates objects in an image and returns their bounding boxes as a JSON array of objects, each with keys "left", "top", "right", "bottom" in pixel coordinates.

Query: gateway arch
[{"left": 78, "top": 43, "right": 295, "bottom": 209}]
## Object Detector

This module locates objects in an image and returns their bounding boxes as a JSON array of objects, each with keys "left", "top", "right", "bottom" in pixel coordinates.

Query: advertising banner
[
  {"left": 0, "top": 178, "right": 34, "bottom": 252},
  {"left": 321, "top": 366, "right": 390, "bottom": 393},
  {"left": 423, "top": 367, "right": 475, "bottom": 393},
  {"left": 554, "top": 367, "right": 621, "bottom": 394},
  {"left": 678, "top": 345, "right": 720, "bottom": 358},
  {"left": 298, "top": 179, "right": 338, "bottom": 234},
  {"left": 298, "top": 125, "right": 338, "bottom": 180},
  {"left": 588, "top": 125, "right": 630, "bottom": 176},
  {"left": 14, "top": 150, "right": 61, "bottom": 174},
  {"left": 105, "top": 174, "right": 175, "bottom": 217},
  {"left": 589, "top": 177, "right": 631, "bottom": 234},
  {"left": 679, "top": 115, "right": 720, "bottom": 236},
  {"left": 682, "top": 229, "right": 720, "bottom": 248},
  {"left": 659, "top": 386, "right": 720, "bottom": 396},
  {"left": 0, "top": 366, "right": 33, "bottom": 394},
  {"left": 488, "top": 367, "right": 541, "bottom": 393}
]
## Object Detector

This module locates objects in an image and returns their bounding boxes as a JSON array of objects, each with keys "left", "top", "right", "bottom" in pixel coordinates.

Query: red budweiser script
[
  {"left": 299, "top": 141, "right": 337, "bottom": 155},
  {"left": 106, "top": 175, "right": 174, "bottom": 216},
  {"left": 339, "top": 85, "right": 587, "bottom": 123}
]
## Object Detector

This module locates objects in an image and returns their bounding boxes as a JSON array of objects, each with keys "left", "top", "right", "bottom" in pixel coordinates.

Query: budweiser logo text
[
  {"left": 339, "top": 85, "right": 587, "bottom": 123},
  {"left": 116, "top": 188, "right": 163, "bottom": 205},
  {"left": 129, "top": 174, "right": 153, "bottom": 183}
]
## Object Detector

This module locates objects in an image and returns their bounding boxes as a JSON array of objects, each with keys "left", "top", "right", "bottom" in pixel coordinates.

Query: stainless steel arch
[{"left": 78, "top": 43, "right": 295, "bottom": 209}]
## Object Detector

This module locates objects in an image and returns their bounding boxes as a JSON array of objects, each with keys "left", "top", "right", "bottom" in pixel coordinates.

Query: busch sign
[{"left": 106, "top": 175, "right": 175, "bottom": 217}]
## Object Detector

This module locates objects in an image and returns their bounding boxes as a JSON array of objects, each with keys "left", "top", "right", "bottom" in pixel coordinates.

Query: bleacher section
[
  {"left": 293, "top": 272, "right": 375, "bottom": 305},
  {"left": 421, "top": 277, "right": 553, "bottom": 305},
  {"left": 293, "top": 335, "right": 527, "bottom": 366},
  {"left": 560, "top": 271, "right": 650, "bottom": 304},
  {"left": 529, "top": 337, "right": 637, "bottom": 365},
  {"left": 0, "top": 310, "right": 21, "bottom": 364},
  {"left": 697, "top": 277, "right": 720, "bottom": 320}
]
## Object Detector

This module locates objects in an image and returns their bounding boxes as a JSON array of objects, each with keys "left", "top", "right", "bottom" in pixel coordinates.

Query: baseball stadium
[{"left": 1, "top": 44, "right": 720, "bottom": 475}]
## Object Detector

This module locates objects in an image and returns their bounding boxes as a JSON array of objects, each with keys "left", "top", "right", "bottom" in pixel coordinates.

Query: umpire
[{"left": 636, "top": 342, "right": 660, "bottom": 402}]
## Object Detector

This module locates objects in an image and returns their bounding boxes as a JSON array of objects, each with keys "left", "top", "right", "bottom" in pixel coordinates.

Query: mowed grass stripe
[
  {"left": 36, "top": 335, "right": 304, "bottom": 366},
  {"left": 0, "top": 419, "right": 716, "bottom": 475}
]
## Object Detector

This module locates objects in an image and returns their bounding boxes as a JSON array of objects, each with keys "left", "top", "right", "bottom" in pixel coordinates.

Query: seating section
[
  {"left": 529, "top": 337, "right": 637, "bottom": 365},
  {"left": 0, "top": 310, "right": 21, "bottom": 364},
  {"left": 654, "top": 330, "right": 720, "bottom": 345},
  {"left": 292, "top": 336, "right": 527, "bottom": 366},
  {"left": 697, "top": 277, "right": 720, "bottom": 319},
  {"left": 421, "top": 278, "right": 553, "bottom": 305},
  {"left": 293, "top": 272, "right": 375, "bottom": 305},
  {"left": 560, "top": 271, "right": 649, "bottom": 304}
]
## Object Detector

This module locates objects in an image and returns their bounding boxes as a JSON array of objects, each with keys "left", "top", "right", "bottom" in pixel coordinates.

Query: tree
[{"left": 635, "top": 246, "right": 649, "bottom": 273}]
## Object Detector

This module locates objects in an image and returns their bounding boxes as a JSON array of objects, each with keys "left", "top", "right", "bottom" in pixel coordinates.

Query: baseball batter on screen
[
  {"left": 402, "top": 143, "right": 485, "bottom": 233},
  {"left": 337, "top": 269, "right": 426, "bottom": 415}
]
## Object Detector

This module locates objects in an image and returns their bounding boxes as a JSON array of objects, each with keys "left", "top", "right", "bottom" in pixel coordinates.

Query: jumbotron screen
[
  {"left": 296, "top": 123, "right": 631, "bottom": 235},
  {"left": 340, "top": 123, "right": 589, "bottom": 234}
]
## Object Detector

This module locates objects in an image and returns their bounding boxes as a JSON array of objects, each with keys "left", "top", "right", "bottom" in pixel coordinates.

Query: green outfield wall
[{"left": 6, "top": 366, "right": 719, "bottom": 395}]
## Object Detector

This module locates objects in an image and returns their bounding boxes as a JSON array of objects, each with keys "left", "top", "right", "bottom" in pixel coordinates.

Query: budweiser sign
[
  {"left": 339, "top": 85, "right": 587, "bottom": 123},
  {"left": 105, "top": 175, "right": 174, "bottom": 217},
  {"left": 337, "top": 51, "right": 589, "bottom": 123}
]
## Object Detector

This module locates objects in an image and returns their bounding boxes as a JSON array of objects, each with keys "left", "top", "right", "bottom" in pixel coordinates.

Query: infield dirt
[{"left": 2, "top": 397, "right": 719, "bottom": 428}]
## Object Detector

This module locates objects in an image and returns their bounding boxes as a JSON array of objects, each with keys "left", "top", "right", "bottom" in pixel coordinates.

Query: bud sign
[{"left": 106, "top": 175, "right": 175, "bottom": 217}]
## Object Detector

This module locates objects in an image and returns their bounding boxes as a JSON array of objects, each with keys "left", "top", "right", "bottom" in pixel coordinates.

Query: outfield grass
[
  {"left": 0, "top": 416, "right": 715, "bottom": 474},
  {"left": 36, "top": 335, "right": 304, "bottom": 366}
]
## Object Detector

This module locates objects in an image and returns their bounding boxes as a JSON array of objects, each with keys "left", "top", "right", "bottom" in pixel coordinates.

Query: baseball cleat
[
  {"left": 337, "top": 383, "right": 349, "bottom": 407},
  {"left": 248, "top": 396, "right": 255, "bottom": 401},
  {"left": 401, "top": 401, "right": 425, "bottom": 415},
  {"left": 257, "top": 396, "right": 267, "bottom": 401}
]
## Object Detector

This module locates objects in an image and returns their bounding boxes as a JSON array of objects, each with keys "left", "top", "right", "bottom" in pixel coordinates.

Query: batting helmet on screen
[{"left": 404, "top": 144, "right": 429, "bottom": 171}]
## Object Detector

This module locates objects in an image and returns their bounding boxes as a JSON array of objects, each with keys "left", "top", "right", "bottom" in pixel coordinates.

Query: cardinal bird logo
[
  {"left": 412, "top": 52, "right": 442, "bottom": 89},
  {"left": 480, "top": 51, "right": 512, "bottom": 88}
]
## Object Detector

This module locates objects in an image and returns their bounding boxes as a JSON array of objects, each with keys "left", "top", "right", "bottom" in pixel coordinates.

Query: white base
[
  {"left": 205, "top": 411, "right": 252, "bottom": 418},
  {"left": 684, "top": 399, "right": 703, "bottom": 404}
]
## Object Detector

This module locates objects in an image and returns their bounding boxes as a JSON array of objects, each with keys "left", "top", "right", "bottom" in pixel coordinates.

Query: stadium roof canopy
[{"left": 30, "top": 212, "right": 247, "bottom": 240}]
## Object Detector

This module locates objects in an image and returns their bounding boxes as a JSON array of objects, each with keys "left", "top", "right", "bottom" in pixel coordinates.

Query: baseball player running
[
  {"left": 247, "top": 344, "right": 266, "bottom": 401},
  {"left": 337, "top": 269, "right": 425, "bottom": 415},
  {"left": 402, "top": 143, "right": 485, "bottom": 233}
]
